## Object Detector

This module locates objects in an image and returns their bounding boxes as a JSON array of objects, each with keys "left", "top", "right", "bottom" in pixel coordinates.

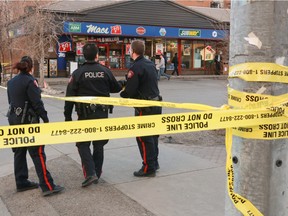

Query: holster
[{"left": 27, "top": 109, "right": 40, "bottom": 123}]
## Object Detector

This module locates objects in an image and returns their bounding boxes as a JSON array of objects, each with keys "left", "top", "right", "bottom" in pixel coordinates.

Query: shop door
[
  {"left": 48, "top": 59, "right": 57, "bottom": 77},
  {"left": 97, "top": 44, "right": 109, "bottom": 67}
]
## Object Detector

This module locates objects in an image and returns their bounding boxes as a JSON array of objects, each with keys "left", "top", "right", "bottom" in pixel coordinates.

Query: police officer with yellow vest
[{"left": 64, "top": 43, "right": 123, "bottom": 187}]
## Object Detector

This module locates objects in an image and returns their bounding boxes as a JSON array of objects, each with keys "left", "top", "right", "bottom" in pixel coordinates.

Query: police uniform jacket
[
  {"left": 120, "top": 55, "right": 159, "bottom": 99},
  {"left": 64, "top": 61, "right": 122, "bottom": 119},
  {"left": 7, "top": 72, "right": 48, "bottom": 122}
]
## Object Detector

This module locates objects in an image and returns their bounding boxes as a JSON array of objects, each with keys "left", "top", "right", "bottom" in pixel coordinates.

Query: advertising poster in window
[
  {"left": 156, "top": 43, "right": 163, "bottom": 55},
  {"left": 183, "top": 44, "right": 191, "bottom": 56},
  {"left": 49, "top": 59, "right": 57, "bottom": 77},
  {"left": 43, "top": 59, "right": 48, "bottom": 77},
  {"left": 76, "top": 42, "right": 85, "bottom": 55},
  {"left": 125, "top": 44, "right": 131, "bottom": 55}
]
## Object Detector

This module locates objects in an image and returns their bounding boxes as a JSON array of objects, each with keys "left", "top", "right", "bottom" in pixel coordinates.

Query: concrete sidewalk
[
  {"left": 0, "top": 77, "right": 228, "bottom": 216},
  {"left": 0, "top": 139, "right": 226, "bottom": 216}
]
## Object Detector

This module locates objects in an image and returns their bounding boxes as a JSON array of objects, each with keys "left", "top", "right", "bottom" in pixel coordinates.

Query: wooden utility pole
[{"left": 226, "top": 1, "right": 288, "bottom": 215}]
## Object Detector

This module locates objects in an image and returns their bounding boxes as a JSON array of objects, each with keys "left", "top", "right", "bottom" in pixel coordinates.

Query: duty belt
[
  {"left": 89, "top": 104, "right": 107, "bottom": 112},
  {"left": 148, "top": 95, "right": 162, "bottom": 101}
]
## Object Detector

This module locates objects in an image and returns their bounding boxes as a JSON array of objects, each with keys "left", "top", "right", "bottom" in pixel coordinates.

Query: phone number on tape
[
  {"left": 220, "top": 114, "right": 258, "bottom": 122},
  {"left": 51, "top": 127, "right": 102, "bottom": 136}
]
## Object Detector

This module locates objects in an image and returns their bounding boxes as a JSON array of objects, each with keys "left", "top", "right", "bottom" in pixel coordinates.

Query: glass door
[
  {"left": 97, "top": 44, "right": 109, "bottom": 67},
  {"left": 49, "top": 59, "right": 57, "bottom": 77}
]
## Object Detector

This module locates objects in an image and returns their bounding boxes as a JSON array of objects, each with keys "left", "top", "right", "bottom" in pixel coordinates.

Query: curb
[{"left": 44, "top": 75, "right": 228, "bottom": 86}]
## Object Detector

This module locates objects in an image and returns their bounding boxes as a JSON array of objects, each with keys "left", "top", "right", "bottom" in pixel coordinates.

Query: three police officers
[
  {"left": 7, "top": 56, "right": 64, "bottom": 196},
  {"left": 64, "top": 43, "right": 123, "bottom": 187},
  {"left": 120, "top": 40, "right": 162, "bottom": 177}
]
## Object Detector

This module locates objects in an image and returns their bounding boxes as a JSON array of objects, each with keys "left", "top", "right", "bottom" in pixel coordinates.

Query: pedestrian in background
[
  {"left": 163, "top": 52, "right": 168, "bottom": 74},
  {"left": 214, "top": 50, "right": 222, "bottom": 75},
  {"left": 64, "top": 43, "right": 123, "bottom": 187},
  {"left": 156, "top": 54, "right": 170, "bottom": 80},
  {"left": 7, "top": 56, "right": 64, "bottom": 196},
  {"left": 120, "top": 40, "right": 162, "bottom": 177},
  {"left": 171, "top": 53, "right": 179, "bottom": 76}
]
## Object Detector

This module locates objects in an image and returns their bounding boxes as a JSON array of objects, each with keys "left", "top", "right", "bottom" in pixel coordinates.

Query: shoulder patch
[
  {"left": 127, "top": 70, "right": 134, "bottom": 79},
  {"left": 33, "top": 80, "right": 39, "bottom": 87}
]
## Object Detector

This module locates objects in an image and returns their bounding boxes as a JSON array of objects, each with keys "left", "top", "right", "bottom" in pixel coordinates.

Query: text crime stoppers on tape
[{"left": 0, "top": 107, "right": 287, "bottom": 149}]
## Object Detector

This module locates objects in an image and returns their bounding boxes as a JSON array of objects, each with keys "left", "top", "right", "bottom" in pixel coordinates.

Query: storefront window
[
  {"left": 166, "top": 40, "right": 178, "bottom": 71},
  {"left": 49, "top": 59, "right": 58, "bottom": 77},
  {"left": 181, "top": 40, "right": 192, "bottom": 69},
  {"left": 201, "top": 41, "right": 217, "bottom": 74},
  {"left": 193, "top": 41, "right": 205, "bottom": 69},
  {"left": 109, "top": 43, "right": 123, "bottom": 69},
  {"left": 97, "top": 44, "right": 109, "bottom": 67}
]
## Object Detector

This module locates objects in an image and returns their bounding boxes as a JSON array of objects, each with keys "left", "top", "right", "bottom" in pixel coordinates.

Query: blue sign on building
[{"left": 64, "top": 21, "right": 226, "bottom": 40}]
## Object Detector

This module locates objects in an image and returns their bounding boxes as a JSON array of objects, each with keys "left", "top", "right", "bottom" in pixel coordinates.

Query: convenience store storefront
[{"left": 57, "top": 21, "right": 227, "bottom": 75}]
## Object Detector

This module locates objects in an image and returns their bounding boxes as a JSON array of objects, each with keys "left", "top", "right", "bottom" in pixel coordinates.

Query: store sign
[
  {"left": 179, "top": 29, "right": 201, "bottom": 37},
  {"left": 69, "top": 23, "right": 81, "bottom": 33},
  {"left": 159, "top": 28, "right": 166, "bottom": 36},
  {"left": 111, "top": 25, "right": 122, "bottom": 35},
  {"left": 58, "top": 42, "right": 72, "bottom": 52},
  {"left": 87, "top": 24, "right": 109, "bottom": 34},
  {"left": 64, "top": 22, "right": 226, "bottom": 40},
  {"left": 88, "top": 37, "right": 120, "bottom": 42},
  {"left": 136, "top": 27, "right": 146, "bottom": 35}
]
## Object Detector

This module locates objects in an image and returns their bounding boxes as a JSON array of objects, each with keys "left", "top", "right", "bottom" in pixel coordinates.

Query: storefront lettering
[
  {"left": 179, "top": 29, "right": 201, "bottom": 37},
  {"left": 86, "top": 25, "right": 109, "bottom": 34},
  {"left": 58, "top": 52, "right": 65, "bottom": 58}
]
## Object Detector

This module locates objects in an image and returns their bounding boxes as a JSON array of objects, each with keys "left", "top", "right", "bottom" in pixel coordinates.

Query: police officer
[
  {"left": 7, "top": 56, "right": 64, "bottom": 196},
  {"left": 64, "top": 43, "right": 123, "bottom": 187},
  {"left": 120, "top": 40, "right": 162, "bottom": 177}
]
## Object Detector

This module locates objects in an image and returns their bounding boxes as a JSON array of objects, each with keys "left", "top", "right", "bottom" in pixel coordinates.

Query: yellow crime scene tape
[
  {"left": 1, "top": 62, "right": 287, "bottom": 216},
  {"left": 225, "top": 128, "right": 264, "bottom": 216},
  {"left": 228, "top": 87, "right": 288, "bottom": 140},
  {"left": 227, "top": 62, "right": 288, "bottom": 216},
  {"left": 43, "top": 94, "right": 217, "bottom": 111},
  {"left": 229, "top": 62, "right": 288, "bottom": 83},
  {"left": 228, "top": 86, "right": 288, "bottom": 110},
  {"left": 0, "top": 107, "right": 286, "bottom": 149}
]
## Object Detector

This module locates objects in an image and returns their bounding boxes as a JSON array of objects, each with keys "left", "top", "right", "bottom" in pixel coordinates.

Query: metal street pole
[{"left": 226, "top": 0, "right": 288, "bottom": 215}]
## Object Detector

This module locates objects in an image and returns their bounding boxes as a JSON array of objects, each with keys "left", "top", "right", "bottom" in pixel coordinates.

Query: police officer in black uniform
[
  {"left": 64, "top": 43, "right": 123, "bottom": 187},
  {"left": 120, "top": 40, "right": 162, "bottom": 177},
  {"left": 7, "top": 56, "right": 64, "bottom": 196}
]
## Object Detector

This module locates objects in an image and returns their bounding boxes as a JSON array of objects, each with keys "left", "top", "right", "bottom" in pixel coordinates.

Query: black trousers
[
  {"left": 215, "top": 62, "right": 221, "bottom": 75},
  {"left": 8, "top": 113, "right": 55, "bottom": 192},
  {"left": 77, "top": 109, "right": 108, "bottom": 178},
  {"left": 135, "top": 106, "right": 162, "bottom": 172},
  {"left": 172, "top": 64, "right": 179, "bottom": 76}
]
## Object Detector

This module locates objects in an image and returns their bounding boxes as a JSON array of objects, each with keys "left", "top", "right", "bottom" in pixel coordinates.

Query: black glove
[
  {"left": 118, "top": 80, "right": 127, "bottom": 88},
  {"left": 65, "top": 116, "right": 72, "bottom": 121}
]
